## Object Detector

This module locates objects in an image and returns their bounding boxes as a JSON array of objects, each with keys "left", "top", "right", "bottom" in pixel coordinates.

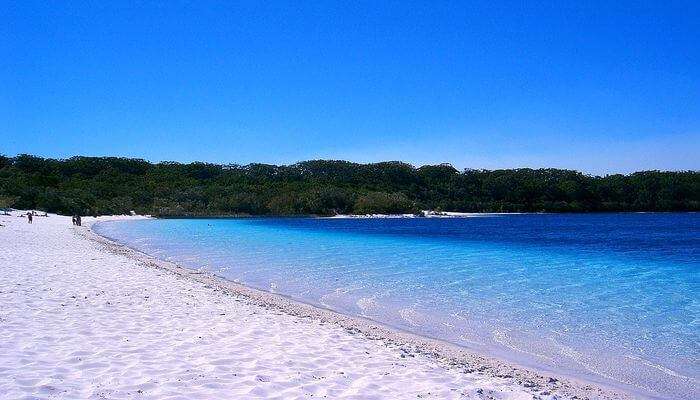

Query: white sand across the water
[{"left": 0, "top": 212, "right": 627, "bottom": 399}]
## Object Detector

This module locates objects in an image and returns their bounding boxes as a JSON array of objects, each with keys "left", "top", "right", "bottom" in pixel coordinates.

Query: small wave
[
  {"left": 625, "top": 355, "right": 698, "bottom": 381},
  {"left": 356, "top": 296, "right": 378, "bottom": 315},
  {"left": 492, "top": 330, "right": 555, "bottom": 363},
  {"left": 398, "top": 307, "right": 423, "bottom": 327}
]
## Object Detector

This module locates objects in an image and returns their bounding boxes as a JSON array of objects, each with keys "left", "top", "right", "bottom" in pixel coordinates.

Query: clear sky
[{"left": 2, "top": 1, "right": 698, "bottom": 175}]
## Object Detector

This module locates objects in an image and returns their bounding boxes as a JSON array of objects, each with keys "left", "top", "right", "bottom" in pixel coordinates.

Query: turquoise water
[{"left": 94, "top": 214, "right": 699, "bottom": 399}]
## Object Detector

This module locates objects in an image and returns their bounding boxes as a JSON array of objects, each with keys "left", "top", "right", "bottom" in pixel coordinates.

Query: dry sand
[{"left": 0, "top": 211, "right": 630, "bottom": 399}]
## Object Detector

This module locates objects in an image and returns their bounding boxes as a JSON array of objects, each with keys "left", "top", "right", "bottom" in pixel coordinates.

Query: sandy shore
[{"left": 1, "top": 211, "right": 630, "bottom": 399}]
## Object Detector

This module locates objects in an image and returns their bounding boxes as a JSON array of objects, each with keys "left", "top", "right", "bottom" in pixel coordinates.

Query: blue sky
[{"left": 2, "top": 1, "right": 698, "bottom": 175}]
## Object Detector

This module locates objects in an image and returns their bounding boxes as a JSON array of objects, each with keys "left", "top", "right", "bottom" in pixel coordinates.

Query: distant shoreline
[
  {"left": 3, "top": 155, "right": 698, "bottom": 217},
  {"left": 151, "top": 210, "right": 696, "bottom": 219}
]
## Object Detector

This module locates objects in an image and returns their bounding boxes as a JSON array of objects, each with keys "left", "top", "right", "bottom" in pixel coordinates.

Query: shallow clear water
[{"left": 94, "top": 213, "right": 699, "bottom": 399}]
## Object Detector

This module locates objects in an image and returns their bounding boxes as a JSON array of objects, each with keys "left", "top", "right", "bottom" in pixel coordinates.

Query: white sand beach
[{"left": 0, "top": 211, "right": 628, "bottom": 399}]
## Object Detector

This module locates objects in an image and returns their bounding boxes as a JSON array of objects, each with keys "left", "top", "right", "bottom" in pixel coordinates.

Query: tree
[{"left": 0, "top": 155, "right": 697, "bottom": 215}]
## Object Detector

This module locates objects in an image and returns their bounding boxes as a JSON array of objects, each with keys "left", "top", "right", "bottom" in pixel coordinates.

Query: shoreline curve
[{"left": 84, "top": 217, "right": 634, "bottom": 400}]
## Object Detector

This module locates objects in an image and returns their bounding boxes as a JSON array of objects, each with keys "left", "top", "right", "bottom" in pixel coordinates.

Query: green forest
[{"left": 1, "top": 154, "right": 698, "bottom": 216}]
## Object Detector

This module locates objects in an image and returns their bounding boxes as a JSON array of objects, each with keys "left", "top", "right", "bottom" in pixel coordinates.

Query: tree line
[{"left": 0, "top": 154, "right": 697, "bottom": 216}]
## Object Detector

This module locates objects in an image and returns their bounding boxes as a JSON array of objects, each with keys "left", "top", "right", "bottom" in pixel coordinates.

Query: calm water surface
[{"left": 94, "top": 213, "right": 699, "bottom": 399}]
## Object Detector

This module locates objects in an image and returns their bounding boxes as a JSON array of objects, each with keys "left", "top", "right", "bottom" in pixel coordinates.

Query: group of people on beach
[
  {"left": 24, "top": 210, "right": 51, "bottom": 224},
  {"left": 22, "top": 211, "right": 81, "bottom": 225}
]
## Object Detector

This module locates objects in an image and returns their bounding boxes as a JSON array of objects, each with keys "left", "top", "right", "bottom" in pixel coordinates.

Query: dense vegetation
[{"left": 0, "top": 154, "right": 698, "bottom": 216}]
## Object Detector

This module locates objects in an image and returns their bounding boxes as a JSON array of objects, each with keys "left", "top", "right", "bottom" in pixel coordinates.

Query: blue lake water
[{"left": 94, "top": 213, "right": 699, "bottom": 399}]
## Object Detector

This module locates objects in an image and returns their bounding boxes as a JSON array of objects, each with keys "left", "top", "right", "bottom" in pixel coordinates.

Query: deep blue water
[{"left": 94, "top": 213, "right": 699, "bottom": 399}]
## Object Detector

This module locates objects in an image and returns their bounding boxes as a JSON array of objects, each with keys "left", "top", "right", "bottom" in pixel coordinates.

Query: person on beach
[
  {"left": 76, "top": 215, "right": 81, "bottom": 226},
  {"left": 27, "top": 212, "right": 33, "bottom": 224},
  {"left": 71, "top": 215, "right": 76, "bottom": 225}
]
